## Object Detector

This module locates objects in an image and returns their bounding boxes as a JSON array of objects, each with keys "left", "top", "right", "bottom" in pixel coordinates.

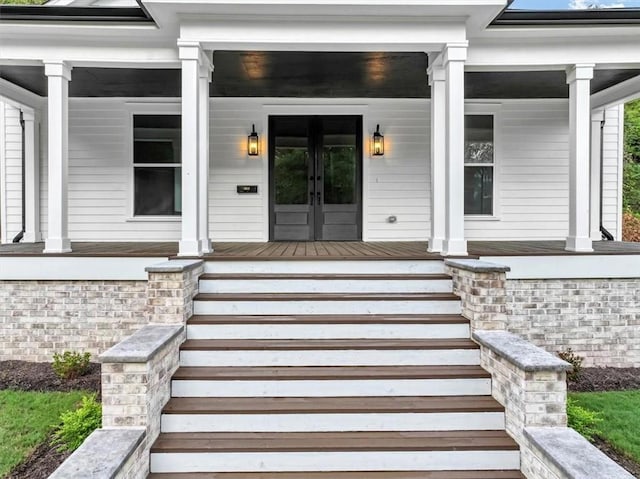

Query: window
[
  {"left": 464, "top": 114, "right": 494, "bottom": 216},
  {"left": 133, "top": 115, "right": 181, "bottom": 216}
]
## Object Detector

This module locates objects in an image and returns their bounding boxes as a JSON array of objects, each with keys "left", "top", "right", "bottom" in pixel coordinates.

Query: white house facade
[
  {"left": 0, "top": 0, "right": 638, "bottom": 257},
  {"left": 1, "top": 2, "right": 640, "bottom": 479}
]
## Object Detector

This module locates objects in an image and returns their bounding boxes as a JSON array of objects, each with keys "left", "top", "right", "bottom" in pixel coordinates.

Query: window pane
[
  {"left": 134, "top": 114, "right": 181, "bottom": 164},
  {"left": 134, "top": 167, "right": 182, "bottom": 216},
  {"left": 273, "top": 118, "right": 310, "bottom": 205},
  {"left": 323, "top": 117, "right": 357, "bottom": 205},
  {"left": 465, "top": 115, "right": 493, "bottom": 164},
  {"left": 464, "top": 166, "right": 493, "bottom": 215},
  {"left": 134, "top": 141, "right": 176, "bottom": 164}
]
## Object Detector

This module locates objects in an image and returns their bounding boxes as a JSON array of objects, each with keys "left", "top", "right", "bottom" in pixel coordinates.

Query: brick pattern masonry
[
  {"left": 506, "top": 279, "right": 640, "bottom": 368},
  {"left": 0, "top": 280, "right": 148, "bottom": 362}
]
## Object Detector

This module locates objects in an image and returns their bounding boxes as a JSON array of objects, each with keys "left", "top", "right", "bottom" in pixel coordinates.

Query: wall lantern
[
  {"left": 247, "top": 124, "right": 259, "bottom": 156},
  {"left": 372, "top": 124, "right": 384, "bottom": 156}
]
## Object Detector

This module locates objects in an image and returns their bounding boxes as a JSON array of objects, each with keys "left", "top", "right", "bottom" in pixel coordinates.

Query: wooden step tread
[
  {"left": 173, "top": 365, "right": 490, "bottom": 381},
  {"left": 199, "top": 273, "right": 451, "bottom": 281},
  {"left": 148, "top": 471, "right": 525, "bottom": 478},
  {"left": 162, "top": 395, "right": 503, "bottom": 415},
  {"left": 180, "top": 338, "right": 478, "bottom": 351},
  {"left": 187, "top": 314, "right": 469, "bottom": 325},
  {"left": 151, "top": 430, "right": 518, "bottom": 453},
  {"left": 194, "top": 293, "right": 459, "bottom": 302}
]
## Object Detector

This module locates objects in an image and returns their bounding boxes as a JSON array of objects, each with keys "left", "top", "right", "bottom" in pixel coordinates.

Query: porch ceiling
[{"left": 1, "top": 53, "right": 639, "bottom": 99}]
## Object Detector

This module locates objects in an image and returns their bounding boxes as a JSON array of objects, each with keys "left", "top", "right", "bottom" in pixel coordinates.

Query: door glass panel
[
  {"left": 274, "top": 118, "right": 309, "bottom": 205},
  {"left": 322, "top": 118, "right": 357, "bottom": 205}
]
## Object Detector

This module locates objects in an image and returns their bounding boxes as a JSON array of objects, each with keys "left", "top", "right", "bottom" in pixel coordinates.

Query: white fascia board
[
  {"left": 591, "top": 74, "right": 640, "bottom": 110},
  {"left": 0, "top": 256, "right": 169, "bottom": 280},
  {"left": 0, "top": 40, "right": 179, "bottom": 68},
  {"left": 479, "top": 255, "right": 640, "bottom": 280},
  {"left": 179, "top": 16, "right": 467, "bottom": 52},
  {"left": 466, "top": 34, "right": 640, "bottom": 69},
  {"left": 0, "top": 79, "right": 43, "bottom": 111}
]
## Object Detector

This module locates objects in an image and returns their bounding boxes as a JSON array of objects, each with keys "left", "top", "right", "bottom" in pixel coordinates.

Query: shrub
[
  {"left": 623, "top": 161, "right": 640, "bottom": 215},
  {"left": 52, "top": 351, "right": 92, "bottom": 380},
  {"left": 567, "top": 398, "right": 602, "bottom": 441},
  {"left": 51, "top": 394, "right": 102, "bottom": 452},
  {"left": 623, "top": 211, "right": 640, "bottom": 242},
  {"left": 557, "top": 348, "right": 584, "bottom": 382}
]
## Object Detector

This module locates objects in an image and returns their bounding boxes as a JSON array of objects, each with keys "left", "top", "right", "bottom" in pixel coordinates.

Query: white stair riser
[
  {"left": 150, "top": 450, "right": 520, "bottom": 473},
  {"left": 187, "top": 323, "right": 470, "bottom": 340},
  {"left": 193, "top": 300, "right": 461, "bottom": 316},
  {"left": 161, "top": 411, "right": 505, "bottom": 433},
  {"left": 171, "top": 378, "right": 492, "bottom": 397},
  {"left": 204, "top": 260, "right": 446, "bottom": 275},
  {"left": 198, "top": 279, "right": 452, "bottom": 294},
  {"left": 179, "top": 349, "right": 480, "bottom": 367}
]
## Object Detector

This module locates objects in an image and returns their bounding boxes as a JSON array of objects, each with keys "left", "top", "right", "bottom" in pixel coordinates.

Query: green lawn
[
  {"left": 0, "top": 390, "right": 86, "bottom": 477},
  {"left": 569, "top": 390, "right": 640, "bottom": 463},
  {"left": 0, "top": 0, "right": 47, "bottom": 4}
]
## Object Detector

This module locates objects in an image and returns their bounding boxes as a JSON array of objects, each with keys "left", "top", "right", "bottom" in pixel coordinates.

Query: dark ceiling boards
[{"left": 1, "top": 52, "right": 638, "bottom": 99}]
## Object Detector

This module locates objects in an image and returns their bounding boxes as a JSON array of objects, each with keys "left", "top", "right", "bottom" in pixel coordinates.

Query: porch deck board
[{"left": 1, "top": 240, "right": 640, "bottom": 258}]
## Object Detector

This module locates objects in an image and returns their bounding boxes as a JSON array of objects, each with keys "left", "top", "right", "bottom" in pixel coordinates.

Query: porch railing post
[
  {"left": 427, "top": 56, "right": 446, "bottom": 253},
  {"left": 178, "top": 41, "right": 202, "bottom": 257},
  {"left": 43, "top": 61, "right": 72, "bottom": 254},
  {"left": 199, "top": 52, "right": 213, "bottom": 254},
  {"left": 442, "top": 43, "right": 468, "bottom": 256},
  {"left": 566, "top": 64, "right": 594, "bottom": 252}
]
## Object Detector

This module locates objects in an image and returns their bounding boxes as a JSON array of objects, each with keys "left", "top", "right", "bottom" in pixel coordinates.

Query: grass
[
  {"left": 569, "top": 390, "right": 640, "bottom": 464},
  {"left": 0, "top": 390, "right": 87, "bottom": 477},
  {"left": 0, "top": 0, "right": 47, "bottom": 4}
]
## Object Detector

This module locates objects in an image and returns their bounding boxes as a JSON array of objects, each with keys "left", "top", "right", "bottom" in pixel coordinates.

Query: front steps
[{"left": 149, "top": 259, "right": 523, "bottom": 478}]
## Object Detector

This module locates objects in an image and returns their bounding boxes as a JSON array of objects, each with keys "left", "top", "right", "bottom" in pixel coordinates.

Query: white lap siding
[
  {"left": 0, "top": 102, "right": 23, "bottom": 243},
  {"left": 601, "top": 104, "right": 624, "bottom": 240},
  {"left": 29, "top": 97, "right": 623, "bottom": 242}
]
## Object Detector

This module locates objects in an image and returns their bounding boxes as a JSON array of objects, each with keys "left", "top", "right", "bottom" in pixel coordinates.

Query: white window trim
[
  {"left": 125, "top": 102, "right": 181, "bottom": 222},
  {"left": 464, "top": 102, "right": 502, "bottom": 221}
]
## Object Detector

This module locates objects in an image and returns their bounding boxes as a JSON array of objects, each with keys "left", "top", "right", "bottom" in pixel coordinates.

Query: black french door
[{"left": 269, "top": 115, "right": 363, "bottom": 241}]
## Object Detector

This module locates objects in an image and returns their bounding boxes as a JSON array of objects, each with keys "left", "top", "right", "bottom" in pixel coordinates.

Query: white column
[
  {"left": 590, "top": 108, "right": 604, "bottom": 241},
  {"left": 22, "top": 110, "right": 41, "bottom": 243},
  {"left": 442, "top": 43, "right": 468, "bottom": 256},
  {"left": 178, "top": 43, "right": 202, "bottom": 257},
  {"left": 198, "top": 54, "right": 213, "bottom": 253},
  {"left": 566, "top": 64, "right": 594, "bottom": 252},
  {"left": 43, "top": 61, "right": 72, "bottom": 253},
  {"left": 427, "top": 57, "right": 446, "bottom": 253}
]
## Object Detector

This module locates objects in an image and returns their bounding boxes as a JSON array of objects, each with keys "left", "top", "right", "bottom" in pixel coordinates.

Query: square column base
[
  {"left": 565, "top": 236, "right": 593, "bottom": 252},
  {"left": 178, "top": 239, "right": 203, "bottom": 257},
  {"left": 43, "top": 237, "right": 72, "bottom": 254},
  {"left": 427, "top": 237, "right": 444, "bottom": 253},
  {"left": 200, "top": 238, "right": 213, "bottom": 254},
  {"left": 442, "top": 238, "right": 468, "bottom": 257}
]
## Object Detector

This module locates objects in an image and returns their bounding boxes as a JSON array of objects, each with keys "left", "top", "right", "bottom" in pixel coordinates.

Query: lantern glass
[
  {"left": 248, "top": 125, "right": 259, "bottom": 156},
  {"left": 372, "top": 125, "right": 384, "bottom": 156}
]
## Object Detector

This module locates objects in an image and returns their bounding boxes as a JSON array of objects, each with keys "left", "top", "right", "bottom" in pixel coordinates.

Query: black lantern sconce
[
  {"left": 247, "top": 124, "right": 259, "bottom": 156},
  {"left": 372, "top": 124, "right": 384, "bottom": 156}
]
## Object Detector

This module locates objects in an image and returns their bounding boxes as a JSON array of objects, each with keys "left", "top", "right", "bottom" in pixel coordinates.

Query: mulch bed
[
  {"left": 568, "top": 367, "right": 640, "bottom": 393},
  {"left": 0, "top": 360, "right": 100, "bottom": 393},
  {"left": 0, "top": 361, "right": 101, "bottom": 479}
]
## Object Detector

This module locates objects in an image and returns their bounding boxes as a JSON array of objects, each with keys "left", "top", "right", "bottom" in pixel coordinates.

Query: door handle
[
  {"left": 309, "top": 192, "right": 314, "bottom": 205},
  {"left": 317, "top": 191, "right": 321, "bottom": 204}
]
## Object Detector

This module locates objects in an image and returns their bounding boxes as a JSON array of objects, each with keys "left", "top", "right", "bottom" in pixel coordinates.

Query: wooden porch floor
[{"left": 1, "top": 240, "right": 640, "bottom": 258}]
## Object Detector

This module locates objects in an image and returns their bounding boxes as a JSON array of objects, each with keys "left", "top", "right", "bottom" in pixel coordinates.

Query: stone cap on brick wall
[
  {"left": 145, "top": 259, "right": 203, "bottom": 273},
  {"left": 525, "top": 427, "right": 635, "bottom": 479},
  {"left": 49, "top": 428, "right": 144, "bottom": 479},
  {"left": 445, "top": 259, "right": 510, "bottom": 273},
  {"left": 99, "top": 324, "right": 183, "bottom": 363},
  {"left": 473, "top": 330, "right": 572, "bottom": 372}
]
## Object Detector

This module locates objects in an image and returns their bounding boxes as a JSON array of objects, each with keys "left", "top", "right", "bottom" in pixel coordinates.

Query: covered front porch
[
  {"left": 1, "top": 0, "right": 639, "bottom": 258},
  {"left": 2, "top": 240, "right": 640, "bottom": 259}
]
